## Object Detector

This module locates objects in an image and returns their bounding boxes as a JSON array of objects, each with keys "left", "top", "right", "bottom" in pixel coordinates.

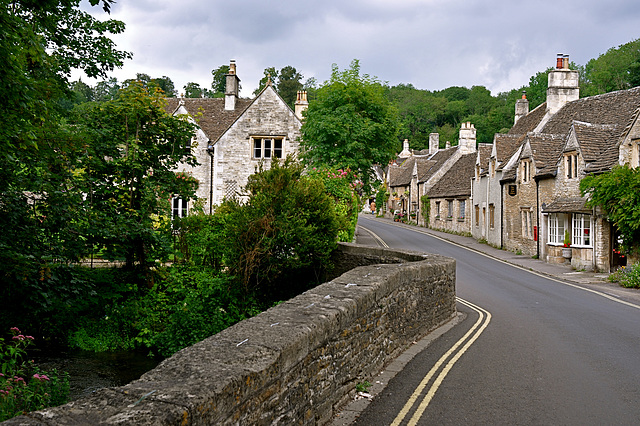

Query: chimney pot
[{"left": 556, "top": 54, "right": 563, "bottom": 69}]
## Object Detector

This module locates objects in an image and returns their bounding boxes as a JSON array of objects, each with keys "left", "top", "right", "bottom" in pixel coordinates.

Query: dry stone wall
[{"left": 5, "top": 243, "right": 456, "bottom": 426}]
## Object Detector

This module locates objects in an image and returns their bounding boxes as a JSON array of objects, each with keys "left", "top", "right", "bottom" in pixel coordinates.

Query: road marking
[
  {"left": 362, "top": 218, "right": 640, "bottom": 312},
  {"left": 358, "top": 225, "right": 389, "bottom": 247},
  {"left": 390, "top": 298, "right": 491, "bottom": 426}
]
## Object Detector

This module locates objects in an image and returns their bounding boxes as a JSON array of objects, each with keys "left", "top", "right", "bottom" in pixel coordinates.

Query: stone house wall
[{"left": 503, "top": 161, "right": 538, "bottom": 256}]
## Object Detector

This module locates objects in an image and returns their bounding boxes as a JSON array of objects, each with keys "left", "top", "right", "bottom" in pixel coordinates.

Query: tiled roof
[
  {"left": 571, "top": 121, "right": 619, "bottom": 162},
  {"left": 419, "top": 147, "right": 457, "bottom": 183},
  {"left": 427, "top": 152, "right": 476, "bottom": 198},
  {"left": 542, "top": 197, "right": 590, "bottom": 213},
  {"left": 494, "top": 134, "right": 525, "bottom": 168},
  {"left": 165, "top": 97, "right": 254, "bottom": 143},
  {"left": 540, "top": 87, "right": 640, "bottom": 136},
  {"left": 528, "top": 134, "right": 566, "bottom": 178},
  {"left": 388, "top": 157, "right": 414, "bottom": 187},
  {"left": 508, "top": 102, "right": 547, "bottom": 135},
  {"left": 585, "top": 144, "right": 620, "bottom": 174}
]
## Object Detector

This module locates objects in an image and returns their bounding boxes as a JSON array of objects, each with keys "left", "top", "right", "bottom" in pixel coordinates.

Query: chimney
[
  {"left": 546, "top": 54, "right": 579, "bottom": 115},
  {"left": 514, "top": 91, "right": 529, "bottom": 124},
  {"left": 458, "top": 122, "right": 477, "bottom": 155},
  {"left": 429, "top": 132, "right": 439, "bottom": 155},
  {"left": 294, "top": 91, "right": 308, "bottom": 120},
  {"left": 398, "top": 139, "right": 412, "bottom": 158},
  {"left": 445, "top": 141, "right": 451, "bottom": 149},
  {"left": 225, "top": 59, "right": 241, "bottom": 111}
]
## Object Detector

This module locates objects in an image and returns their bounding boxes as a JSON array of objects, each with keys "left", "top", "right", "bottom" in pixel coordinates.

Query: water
[{"left": 32, "top": 348, "right": 161, "bottom": 401}]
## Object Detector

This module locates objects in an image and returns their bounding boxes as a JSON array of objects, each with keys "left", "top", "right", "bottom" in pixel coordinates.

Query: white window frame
[
  {"left": 521, "top": 208, "right": 533, "bottom": 239},
  {"left": 252, "top": 137, "right": 284, "bottom": 159},
  {"left": 548, "top": 213, "right": 566, "bottom": 245},
  {"left": 172, "top": 197, "right": 188, "bottom": 220},
  {"left": 489, "top": 204, "right": 495, "bottom": 229},
  {"left": 435, "top": 201, "right": 441, "bottom": 218},
  {"left": 572, "top": 213, "right": 592, "bottom": 247},
  {"left": 459, "top": 200, "right": 466, "bottom": 219},
  {"left": 447, "top": 200, "right": 454, "bottom": 218},
  {"left": 521, "top": 159, "right": 531, "bottom": 183}
]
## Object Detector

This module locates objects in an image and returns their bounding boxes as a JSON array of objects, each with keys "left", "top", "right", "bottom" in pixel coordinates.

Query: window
[
  {"left": 435, "top": 201, "right": 441, "bottom": 218},
  {"left": 172, "top": 197, "right": 188, "bottom": 220},
  {"left": 548, "top": 213, "right": 565, "bottom": 244},
  {"left": 632, "top": 139, "right": 640, "bottom": 168},
  {"left": 521, "top": 209, "right": 533, "bottom": 239},
  {"left": 253, "top": 137, "right": 283, "bottom": 159},
  {"left": 447, "top": 200, "right": 454, "bottom": 218},
  {"left": 572, "top": 214, "right": 592, "bottom": 247},
  {"left": 565, "top": 153, "right": 578, "bottom": 179},
  {"left": 475, "top": 205, "right": 480, "bottom": 226},
  {"left": 490, "top": 160, "right": 496, "bottom": 178},
  {"left": 521, "top": 160, "right": 531, "bottom": 183},
  {"left": 489, "top": 204, "right": 495, "bottom": 229},
  {"left": 459, "top": 200, "right": 466, "bottom": 219}
]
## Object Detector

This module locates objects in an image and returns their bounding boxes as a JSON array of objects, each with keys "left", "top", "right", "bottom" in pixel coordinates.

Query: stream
[{"left": 32, "top": 348, "right": 161, "bottom": 401}]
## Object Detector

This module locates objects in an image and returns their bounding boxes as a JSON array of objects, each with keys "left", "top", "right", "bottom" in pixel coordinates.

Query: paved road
[{"left": 337, "top": 216, "right": 640, "bottom": 425}]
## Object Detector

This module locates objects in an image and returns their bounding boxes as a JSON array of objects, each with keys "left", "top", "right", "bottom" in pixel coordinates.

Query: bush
[
  {"left": 0, "top": 328, "right": 69, "bottom": 421},
  {"left": 608, "top": 263, "right": 640, "bottom": 288}
]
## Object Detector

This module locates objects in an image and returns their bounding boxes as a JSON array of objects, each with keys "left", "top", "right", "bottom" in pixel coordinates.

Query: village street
[{"left": 335, "top": 215, "right": 640, "bottom": 425}]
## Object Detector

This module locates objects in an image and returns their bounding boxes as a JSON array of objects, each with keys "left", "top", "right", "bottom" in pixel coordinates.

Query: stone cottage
[{"left": 166, "top": 60, "right": 307, "bottom": 216}]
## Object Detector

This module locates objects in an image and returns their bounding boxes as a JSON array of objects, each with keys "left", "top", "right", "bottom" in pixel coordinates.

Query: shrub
[
  {"left": 608, "top": 263, "right": 640, "bottom": 288},
  {"left": 0, "top": 328, "right": 69, "bottom": 421}
]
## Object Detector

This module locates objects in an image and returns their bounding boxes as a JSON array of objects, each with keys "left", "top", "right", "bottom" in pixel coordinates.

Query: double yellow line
[{"left": 391, "top": 298, "right": 491, "bottom": 426}]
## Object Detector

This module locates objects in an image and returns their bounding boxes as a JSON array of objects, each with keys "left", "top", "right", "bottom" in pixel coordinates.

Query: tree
[
  {"left": 300, "top": 60, "right": 400, "bottom": 191},
  {"left": 94, "top": 77, "right": 121, "bottom": 102},
  {"left": 71, "top": 82, "right": 198, "bottom": 274},
  {"left": 210, "top": 64, "right": 229, "bottom": 97},
  {"left": 254, "top": 66, "right": 279, "bottom": 96},
  {"left": 582, "top": 39, "right": 640, "bottom": 96},
  {"left": 184, "top": 82, "right": 205, "bottom": 98},
  {"left": 580, "top": 165, "right": 640, "bottom": 255},
  {"left": 277, "top": 65, "right": 304, "bottom": 108}
]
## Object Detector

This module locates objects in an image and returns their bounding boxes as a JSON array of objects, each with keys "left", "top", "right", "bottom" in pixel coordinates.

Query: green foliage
[
  {"left": 581, "top": 165, "right": 640, "bottom": 254},
  {"left": 582, "top": 39, "right": 640, "bottom": 96},
  {"left": 253, "top": 65, "right": 305, "bottom": 108},
  {"left": 301, "top": 60, "right": 400, "bottom": 191},
  {"left": 210, "top": 64, "right": 230, "bottom": 97},
  {"left": 221, "top": 157, "right": 341, "bottom": 303},
  {"left": 420, "top": 195, "right": 430, "bottom": 223},
  {"left": 1, "top": 328, "right": 69, "bottom": 421},
  {"left": 608, "top": 264, "right": 640, "bottom": 288},
  {"left": 307, "top": 167, "right": 360, "bottom": 242},
  {"left": 355, "top": 381, "right": 372, "bottom": 393},
  {"left": 375, "top": 187, "right": 389, "bottom": 217}
]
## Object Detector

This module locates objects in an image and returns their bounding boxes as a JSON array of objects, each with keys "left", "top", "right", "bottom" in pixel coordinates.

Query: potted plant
[{"left": 562, "top": 230, "right": 572, "bottom": 259}]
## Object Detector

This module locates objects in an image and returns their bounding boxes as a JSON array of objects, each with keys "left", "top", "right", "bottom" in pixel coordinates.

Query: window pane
[
  {"left": 254, "top": 139, "right": 262, "bottom": 158},
  {"left": 274, "top": 139, "right": 283, "bottom": 158},
  {"left": 264, "top": 139, "right": 272, "bottom": 158}
]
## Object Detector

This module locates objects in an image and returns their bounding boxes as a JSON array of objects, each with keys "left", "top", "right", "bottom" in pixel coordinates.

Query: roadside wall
[{"left": 6, "top": 243, "right": 456, "bottom": 426}]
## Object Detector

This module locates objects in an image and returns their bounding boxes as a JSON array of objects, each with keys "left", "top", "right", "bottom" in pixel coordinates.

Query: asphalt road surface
[{"left": 352, "top": 216, "right": 640, "bottom": 425}]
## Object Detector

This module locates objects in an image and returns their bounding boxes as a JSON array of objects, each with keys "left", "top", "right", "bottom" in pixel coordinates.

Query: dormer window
[
  {"left": 252, "top": 137, "right": 284, "bottom": 159},
  {"left": 490, "top": 160, "right": 496, "bottom": 178},
  {"left": 521, "top": 159, "right": 531, "bottom": 183},
  {"left": 565, "top": 152, "right": 578, "bottom": 179}
]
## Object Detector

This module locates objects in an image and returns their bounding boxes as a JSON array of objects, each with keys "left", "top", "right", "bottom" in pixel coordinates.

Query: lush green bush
[
  {"left": 608, "top": 263, "right": 640, "bottom": 288},
  {"left": 1, "top": 328, "right": 69, "bottom": 421},
  {"left": 222, "top": 157, "right": 341, "bottom": 303}
]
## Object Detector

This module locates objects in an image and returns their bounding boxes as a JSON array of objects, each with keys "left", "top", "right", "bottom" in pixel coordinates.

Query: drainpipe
[
  {"left": 593, "top": 206, "right": 597, "bottom": 272},
  {"left": 500, "top": 181, "right": 504, "bottom": 249},
  {"left": 536, "top": 179, "right": 540, "bottom": 259}
]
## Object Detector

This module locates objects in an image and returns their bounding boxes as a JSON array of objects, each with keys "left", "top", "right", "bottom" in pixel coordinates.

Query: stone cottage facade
[
  {"left": 473, "top": 54, "right": 640, "bottom": 272},
  {"left": 166, "top": 61, "right": 307, "bottom": 215}
]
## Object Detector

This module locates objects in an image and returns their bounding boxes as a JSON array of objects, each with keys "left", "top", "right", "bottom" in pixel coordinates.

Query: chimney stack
[
  {"left": 514, "top": 91, "right": 529, "bottom": 124},
  {"left": 429, "top": 132, "right": 439, "bottom": 155},
  {"left": 294, "top": 91, "right": 308, "bottom": 120},
  {"left": 458, "top": 122, "right": 477, "bottom": 155},
  {"left": 547, "top": 54, "right": 579, "bottom": 115},
  {"left": 398, "top": 139, "right": 412, "bottom": 158},
  {"left": 225, "top": 59, "right": 241, "bottom": 111}
]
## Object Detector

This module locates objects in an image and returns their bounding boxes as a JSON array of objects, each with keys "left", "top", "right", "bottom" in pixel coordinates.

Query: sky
[{"left": 79, "top": 0, "right": 640, "bottom": 97}]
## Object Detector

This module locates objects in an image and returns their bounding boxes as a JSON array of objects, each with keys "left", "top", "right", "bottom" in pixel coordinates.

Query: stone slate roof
[
  {"left": 528, "top": 134, "right": 566, "bottom": 178},
  {"left": 494, "top": 134, "right": 525, "bottom": 168},
  {"left": 571, "top": 121, "right": 619, "bottom": 162},
  {"left": 540, "top": 87, "right": 640, "bottom": 136},
  {"left": 542, "top": 197, "right": 590, "bottom": 213},
  {"left": 427, "top": 152, "right": 477, "bottom": 198},
  {"left": 388, "top": 157, "right": 414, "bottom": 187},
  {"left": 165, "top": 97, "right": 254, "bottom": 143},
  {"left": 476, "top": 143, "right": 493, "bottom": 176},
  {"left": 419, "top": 147, "right": 458, "bottom": 183},
  {"left": 508, "top": 102, "right": 547, "bottom": 135}
]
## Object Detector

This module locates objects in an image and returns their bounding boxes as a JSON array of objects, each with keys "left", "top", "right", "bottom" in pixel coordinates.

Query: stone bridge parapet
[{"left": 6, "top": 243, "right": 456, "bottom": 425}]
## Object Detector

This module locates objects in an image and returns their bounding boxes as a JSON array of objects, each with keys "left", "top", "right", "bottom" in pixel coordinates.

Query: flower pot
[{"left": 562, "top": 247, "right": 572, "bottom": 259}]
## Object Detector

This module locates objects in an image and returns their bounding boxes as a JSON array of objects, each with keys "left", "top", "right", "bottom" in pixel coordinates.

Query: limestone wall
[{"left": 6, "top": 243, "right": 456, "bottom": 426}]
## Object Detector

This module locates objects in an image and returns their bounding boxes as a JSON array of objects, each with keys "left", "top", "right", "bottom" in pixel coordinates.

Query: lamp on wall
[{"left": 206, "top": 142, "right": 214, "bottom": 214}]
